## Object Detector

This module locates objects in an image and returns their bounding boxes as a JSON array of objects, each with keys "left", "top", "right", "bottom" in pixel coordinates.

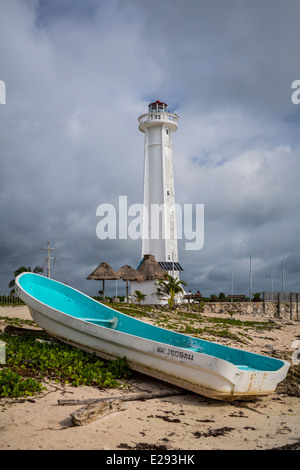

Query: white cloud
[{"left": 1, "top": 0, "right": 300, "bottom": 297}]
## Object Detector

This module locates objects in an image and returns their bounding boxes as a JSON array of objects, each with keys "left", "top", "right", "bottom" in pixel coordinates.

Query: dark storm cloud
[{"left": 0, "top": 0, "right": 300, "bottom": 297}]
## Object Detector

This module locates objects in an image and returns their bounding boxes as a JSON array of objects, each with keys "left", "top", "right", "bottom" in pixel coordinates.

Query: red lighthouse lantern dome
[{"left": 148, "top": 100, "right": 168, "bottom": 112}]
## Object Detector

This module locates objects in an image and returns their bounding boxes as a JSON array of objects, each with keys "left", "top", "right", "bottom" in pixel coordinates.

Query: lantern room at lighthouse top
[
  {"left": 138, "top": 100, "right": 178, "bottom": 133},
  {"left": 148, "top": 100, "right": 168, "bottom": 112}
]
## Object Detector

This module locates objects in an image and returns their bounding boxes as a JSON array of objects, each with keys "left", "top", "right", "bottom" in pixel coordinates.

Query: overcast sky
[{"left": 1, "top": 0, "right": 300, "bottom": 298}]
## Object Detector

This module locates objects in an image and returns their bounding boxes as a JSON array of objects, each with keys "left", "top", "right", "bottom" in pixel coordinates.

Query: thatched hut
[
  {"left": 87, "top": 262, "right": 120, "bottom": 299},
  {"left": 116, "top": 265, "right": 145, "bottom": 302},
  {"left": 136, "top": 254, "right": 166, "bottom": 280},
  {"left": 130, "top": 254, "right": 167, "bottom": 305}
]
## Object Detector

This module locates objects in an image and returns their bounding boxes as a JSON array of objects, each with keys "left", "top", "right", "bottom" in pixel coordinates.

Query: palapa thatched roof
[
  {"left": 136, "top": 254, "right": 166, "bottom": 280},
  {"left": 116, "top": 265, "right": 145, "bottom": 282},
  {"left": 87, "top": 262, "right": 120, "bottom": 280}
]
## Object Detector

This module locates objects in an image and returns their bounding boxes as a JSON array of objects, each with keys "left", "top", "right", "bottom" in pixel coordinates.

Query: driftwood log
[
  {"left": 70, "top": 399, "right": 126, "bottom": 426},
  {"left": 58, "top": 388, "right": 183, "bottom": 406},
  {"left": 4, "top": 325, "right": 50, "bottom": 337},
  {"left": 67, "top": 389, "right": 184, "bottom": 426}
]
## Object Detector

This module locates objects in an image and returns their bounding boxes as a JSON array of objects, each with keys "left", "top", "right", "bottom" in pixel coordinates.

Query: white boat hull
[
  {"left": 26, "top": 303, "right": 287, "bottom": 401},
  {"left": 16, "top": 273, "right": 290, "bottom": 401}
]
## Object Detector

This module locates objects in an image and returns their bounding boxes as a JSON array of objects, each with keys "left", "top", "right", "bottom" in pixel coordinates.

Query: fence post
[{"left": 290, "top": 292, "right": 293, "bottom": 320}]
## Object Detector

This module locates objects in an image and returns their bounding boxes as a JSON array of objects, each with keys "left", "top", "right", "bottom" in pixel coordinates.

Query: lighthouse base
[
  {"left": 131, "top": 279, "right": 184, "bottom": 306},
  {"left": 131, "top": 280, "right": 165, "bottom": 305}
]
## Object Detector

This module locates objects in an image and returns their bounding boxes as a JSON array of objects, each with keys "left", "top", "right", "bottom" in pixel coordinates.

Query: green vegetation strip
[
  {"left": 153, "top": 312, "right": 280, "bottom": 343},
  {"left": 105, "top": 304, "right": 281, "bottom": 344},
  {"left": 0, "top": 318, "right": 131, "bottom": 398},
  {"left": 0, "top": 316, "right": 36, "bottom": 327}
]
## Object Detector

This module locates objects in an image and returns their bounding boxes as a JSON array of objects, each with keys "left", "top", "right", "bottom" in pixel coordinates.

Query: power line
[
  {"left": 53, "top": 258, "right": 70, "bottom": 285},
  {"left": 0, "top": 246, "right": 44, "bottom": 265}
]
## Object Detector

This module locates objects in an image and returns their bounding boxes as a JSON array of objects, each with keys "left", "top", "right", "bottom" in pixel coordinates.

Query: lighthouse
[{"left": 131, "top": 100, "right": 183, "bottom": 304}]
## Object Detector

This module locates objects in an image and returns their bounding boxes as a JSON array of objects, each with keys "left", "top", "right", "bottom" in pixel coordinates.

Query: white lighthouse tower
[{"left": 131, "top": 100, "right": 183, "bottom": 304}]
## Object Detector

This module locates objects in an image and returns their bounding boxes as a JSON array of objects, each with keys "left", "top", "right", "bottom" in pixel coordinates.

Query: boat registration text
[{"left": 156, "top": 346, "right": 194, "bottom": 361}]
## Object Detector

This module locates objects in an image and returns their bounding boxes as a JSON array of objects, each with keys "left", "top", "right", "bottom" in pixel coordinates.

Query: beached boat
[{"left": 15, "top": 273, "right": 289, "bottom": 401}]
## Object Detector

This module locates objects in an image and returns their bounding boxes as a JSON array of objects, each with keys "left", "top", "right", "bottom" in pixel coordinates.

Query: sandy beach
[{"left": 0, "top": 305, "right": 299, "bottom": 451}]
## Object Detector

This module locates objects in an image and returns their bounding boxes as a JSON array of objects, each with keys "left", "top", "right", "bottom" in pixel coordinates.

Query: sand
[{"left": 0, "top": 305, "right": 299, "bottom": 451}]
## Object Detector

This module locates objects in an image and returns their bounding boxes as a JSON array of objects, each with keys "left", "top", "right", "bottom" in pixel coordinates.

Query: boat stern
[{"left": 230, "top": 359, "right": 290, "bottom": 400}]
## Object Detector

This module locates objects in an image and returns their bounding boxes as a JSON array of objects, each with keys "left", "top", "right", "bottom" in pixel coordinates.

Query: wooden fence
[
  {"left": 0, "top": 295, "right": 24, "bottom": 305},
  {"left": 263, "top": 292, "right": 299, "bottom": 319}
]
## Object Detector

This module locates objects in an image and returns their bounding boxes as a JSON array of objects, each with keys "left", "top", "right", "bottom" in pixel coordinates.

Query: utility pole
[
  {"left": 270, "top": 265, "right": 273, "bottom": 292},
  {"left": 43, "top": 242, "right": 54, "bottom": 278},
  {"left": 249, "top": 254, "right": 252, "bottom": 302}
]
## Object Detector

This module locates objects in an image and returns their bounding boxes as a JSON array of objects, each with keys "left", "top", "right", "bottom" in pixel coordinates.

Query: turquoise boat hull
[{"left": 15, "top": 273, "right": 289, "bottom": 401}]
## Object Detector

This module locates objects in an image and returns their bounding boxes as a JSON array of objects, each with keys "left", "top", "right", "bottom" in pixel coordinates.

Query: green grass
[
  {"left": 126, "top": 309, "right": 281, "bottom": 344},
  {"left": 104, "top": 302, "right": 155, "bottom": 318},
  {"left": 0, "top": 317, "right": 132, "bottom": 398},
  {"left": 100, "top": 303, "right": 281, "bottom": 344},
  {"left": 0, "top": 315, "right": 37, "bottom": 327},
  {"left": 97, "top": 303, "right": 281, "bottom": 345}
]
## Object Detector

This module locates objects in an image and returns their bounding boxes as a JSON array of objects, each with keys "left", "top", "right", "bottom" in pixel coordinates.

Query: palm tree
[
  {"left": 156, "top": 274, "right": 186, "bottom": 309},
  {"left": 133, "top": 290, "right": 147, "bottom": 305},
  {"left": 9, "top": 266, "right": 43, "bottom": 292}
]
